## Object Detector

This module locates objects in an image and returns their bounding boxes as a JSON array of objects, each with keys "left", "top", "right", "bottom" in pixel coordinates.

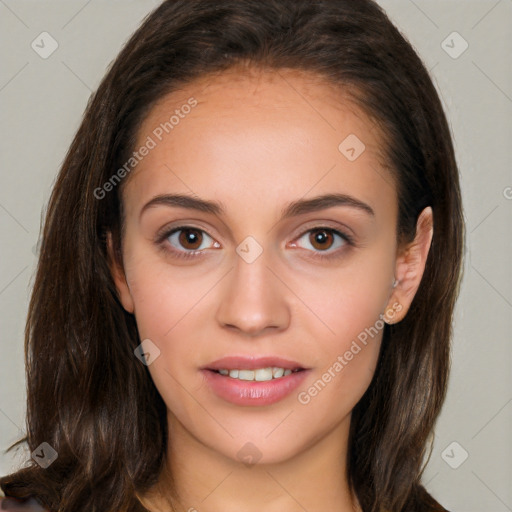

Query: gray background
[{"left": 0, "top": 1, "right": 511, "bottom": 510}]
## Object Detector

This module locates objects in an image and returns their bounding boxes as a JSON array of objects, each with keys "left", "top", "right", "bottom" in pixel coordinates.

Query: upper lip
[{"left": 203, "top": 356, "right": 308, "bottom": 371}]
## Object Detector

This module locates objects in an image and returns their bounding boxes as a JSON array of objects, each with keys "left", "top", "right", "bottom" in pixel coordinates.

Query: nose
[{"left": 215, "top": 247, "right": 291, "bottom": 337}]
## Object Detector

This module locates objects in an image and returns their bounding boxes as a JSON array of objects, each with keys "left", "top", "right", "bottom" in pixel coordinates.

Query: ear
[
  {"left": 106, "top": 231, "right": 135, "bottom": 314},
  {"left": 383, "top": 206, "right": 433, "bottom": 324}
]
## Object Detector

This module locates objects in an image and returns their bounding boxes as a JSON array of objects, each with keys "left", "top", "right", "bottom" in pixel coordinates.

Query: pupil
[
  {"left": 180, "top": 229, "right": 201, "bottom": 249},
  {"left": 311, "top": 230, "right": 332, "bottom": 250}
]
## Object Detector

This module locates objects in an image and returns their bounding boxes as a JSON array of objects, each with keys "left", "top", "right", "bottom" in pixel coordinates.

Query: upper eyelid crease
[
  {"left": 161, "top": 225, "right": 353, "bottom": 253},
  {"left": 159, "top": 226, "right": 352, "bottom": 264}
]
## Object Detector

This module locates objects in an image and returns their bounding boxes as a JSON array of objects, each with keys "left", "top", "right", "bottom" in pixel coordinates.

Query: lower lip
[{"left": 201, "top": 369, "right": 310, "bottom": 406}]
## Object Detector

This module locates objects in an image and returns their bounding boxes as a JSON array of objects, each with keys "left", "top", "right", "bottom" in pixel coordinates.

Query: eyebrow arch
[{"left": 139, "top": 192, "right": 375, "bottom": 220}]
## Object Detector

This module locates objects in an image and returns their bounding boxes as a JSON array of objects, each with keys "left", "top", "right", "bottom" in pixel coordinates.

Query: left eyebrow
[
  {"left": 280, "top": 193, "right": 375, "bottom": 219},
  {"left": 139, "top": 192, "right": 375, "bottom": 220}
]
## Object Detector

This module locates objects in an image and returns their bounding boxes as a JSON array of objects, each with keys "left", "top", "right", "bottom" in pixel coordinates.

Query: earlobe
[
  {"left": 106, "top": 232, "right": 135, "bottom": 314},
  {"left": 384, "top": 206, "right": 434, "bottom": 324}
]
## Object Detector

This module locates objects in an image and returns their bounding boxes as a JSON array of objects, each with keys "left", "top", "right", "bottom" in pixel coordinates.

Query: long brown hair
[{"left": 1, "top": 1, "right": 465, "bottom": 511}]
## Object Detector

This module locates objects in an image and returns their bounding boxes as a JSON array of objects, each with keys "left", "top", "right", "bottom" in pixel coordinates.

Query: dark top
[{"left": 0, "top": 497, "right": 46, "bottom": 511}]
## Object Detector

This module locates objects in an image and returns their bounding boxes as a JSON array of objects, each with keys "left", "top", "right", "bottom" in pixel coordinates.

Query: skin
[{"left": 108, "top": 66, "right": 433, "bottom": 512}]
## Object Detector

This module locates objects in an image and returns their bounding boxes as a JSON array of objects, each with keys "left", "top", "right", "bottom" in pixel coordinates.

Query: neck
[{"left": 141, "top": 411, "right": 362, "bottom": 512}]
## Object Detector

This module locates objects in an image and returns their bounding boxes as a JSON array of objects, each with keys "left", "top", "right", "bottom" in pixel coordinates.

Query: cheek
[
  {"left": 296, "top": 289, "right": 385, "bottom": 418},
  {"left": 125, "top": 260, "right": 211, "bottom": 422},
  {"left": 124, "top": 254, "right": 217, "bottom": 397},
  {"left": 291, "top": 254, "right": 392, "bottom": 351},
  {"left": 123, "top": 249, "right": 213, "bottom": 341},
  {"left": 291, "top": 257, "right": 392, "bottom": 409}
]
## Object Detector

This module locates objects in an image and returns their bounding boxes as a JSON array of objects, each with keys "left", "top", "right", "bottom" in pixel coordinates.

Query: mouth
[
  {"left": 208, "top": 367, "right": 305, "bottom": 381},
  {"left": 201, "top": 366, "right": 309, "bottom": 407},
  {"left": 200, "top": 357, "right": 311, "bottom": 406},
  {"left": 202, "top": 356, "right": 309, "bottom": 382}
]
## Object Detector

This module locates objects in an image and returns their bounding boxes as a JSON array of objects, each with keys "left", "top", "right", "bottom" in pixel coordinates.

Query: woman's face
[{"left": 110, "top": 68, "right": 409, "bottom": 466}]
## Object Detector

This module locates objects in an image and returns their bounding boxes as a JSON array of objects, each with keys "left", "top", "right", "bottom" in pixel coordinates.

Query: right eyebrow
[{"left": 139, "top": 194, "right": 224, "bottom": 220}]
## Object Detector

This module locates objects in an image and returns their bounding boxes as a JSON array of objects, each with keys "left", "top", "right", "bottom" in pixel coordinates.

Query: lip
[
  {"left": 201, "top": 367, "right": 311, "bottom": 406},
  {"left": 203, "top": 356, "right": 308, "bottom": 371}
]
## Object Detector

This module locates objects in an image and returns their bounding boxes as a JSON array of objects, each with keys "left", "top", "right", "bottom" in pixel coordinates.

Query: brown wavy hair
[{"left": 1, "top": 0, "right": 464, "bottom": 510}]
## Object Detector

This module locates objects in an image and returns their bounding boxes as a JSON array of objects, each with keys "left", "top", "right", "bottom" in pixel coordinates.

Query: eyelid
[
  {"left": 287, "top": 226, "right": 354, "bottom": 261},
  {"left": 288, "top": 219, "right": 355, "bottom": 241},
  {"left": 156, "top": 225, "right": 220, "bottom": 252},
  {"left": 292, "top": 227, "right": 354, "bottom": 245},
  {"left": 155, "top": 222, "right": 219, "bottom": 245},
  {"left": 155, "top": 221, "right": 356, "bottom": 260}
]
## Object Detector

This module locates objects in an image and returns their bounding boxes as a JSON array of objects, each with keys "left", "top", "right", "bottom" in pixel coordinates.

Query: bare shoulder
[{"left": 0, "top": 496, "right": 48, "bottom": 511}]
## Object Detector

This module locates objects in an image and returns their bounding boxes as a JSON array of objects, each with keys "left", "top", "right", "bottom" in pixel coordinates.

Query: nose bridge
[{"left": 215, "top": 239, "right": 290, "bottom": 335}]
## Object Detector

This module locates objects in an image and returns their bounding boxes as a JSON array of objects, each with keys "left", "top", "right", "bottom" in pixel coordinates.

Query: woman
[{"left": 0, "top": 0, "right": 464, "bottom": 510}]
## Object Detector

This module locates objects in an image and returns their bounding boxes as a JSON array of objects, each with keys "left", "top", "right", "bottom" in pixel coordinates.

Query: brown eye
[
  {"left": 178, "top": 228, "right": 203, "bottom": 250},
  {"left": 157, "top": 225, "right": 220, "bottom": 261},
  {"left": 291, "top": 227, "right": 352, "bottom": 260},
  {"left": 308, "top": 229, "right": 335, "bottom": 251},
  {"left": 163, "top": 226, "right": 219, "bottom": 257}
]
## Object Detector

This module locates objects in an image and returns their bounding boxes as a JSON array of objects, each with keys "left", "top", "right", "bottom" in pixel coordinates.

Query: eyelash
[{"left": 155, "top": 225, "right": 355, "bottom": 261}]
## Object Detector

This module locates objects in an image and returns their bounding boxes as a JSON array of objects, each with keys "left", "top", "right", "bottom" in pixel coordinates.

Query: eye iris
[
  {"left": 309, "top": 229, "right": 333, "bottom": 251},
  {"left": 178, "top": 228, "right": 202, "bottom": 250}
]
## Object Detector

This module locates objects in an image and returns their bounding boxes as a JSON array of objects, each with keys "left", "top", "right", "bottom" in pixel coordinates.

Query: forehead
[
  {"left": 152, "top": 65, "right": 364, "bottom": 113},
  {"left": 136, "top": 66, "right": 383, "bottom": 145},
  {"left": 122, "top": 66, "right": 396, "bottom": 220}
]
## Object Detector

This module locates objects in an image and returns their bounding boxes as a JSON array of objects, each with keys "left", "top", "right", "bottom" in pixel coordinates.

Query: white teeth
[
  {"left": 273, "top": 367, "right": 284, "bottom": 378},
  {"left": 254, "top": 368, "right": 273, "bottom": 381},
  {"left": 216, "top": 367, "right": 299, "bottom": 381},
  {"left": 238, "top": 370, "right": 255, "bottom": 380}
]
